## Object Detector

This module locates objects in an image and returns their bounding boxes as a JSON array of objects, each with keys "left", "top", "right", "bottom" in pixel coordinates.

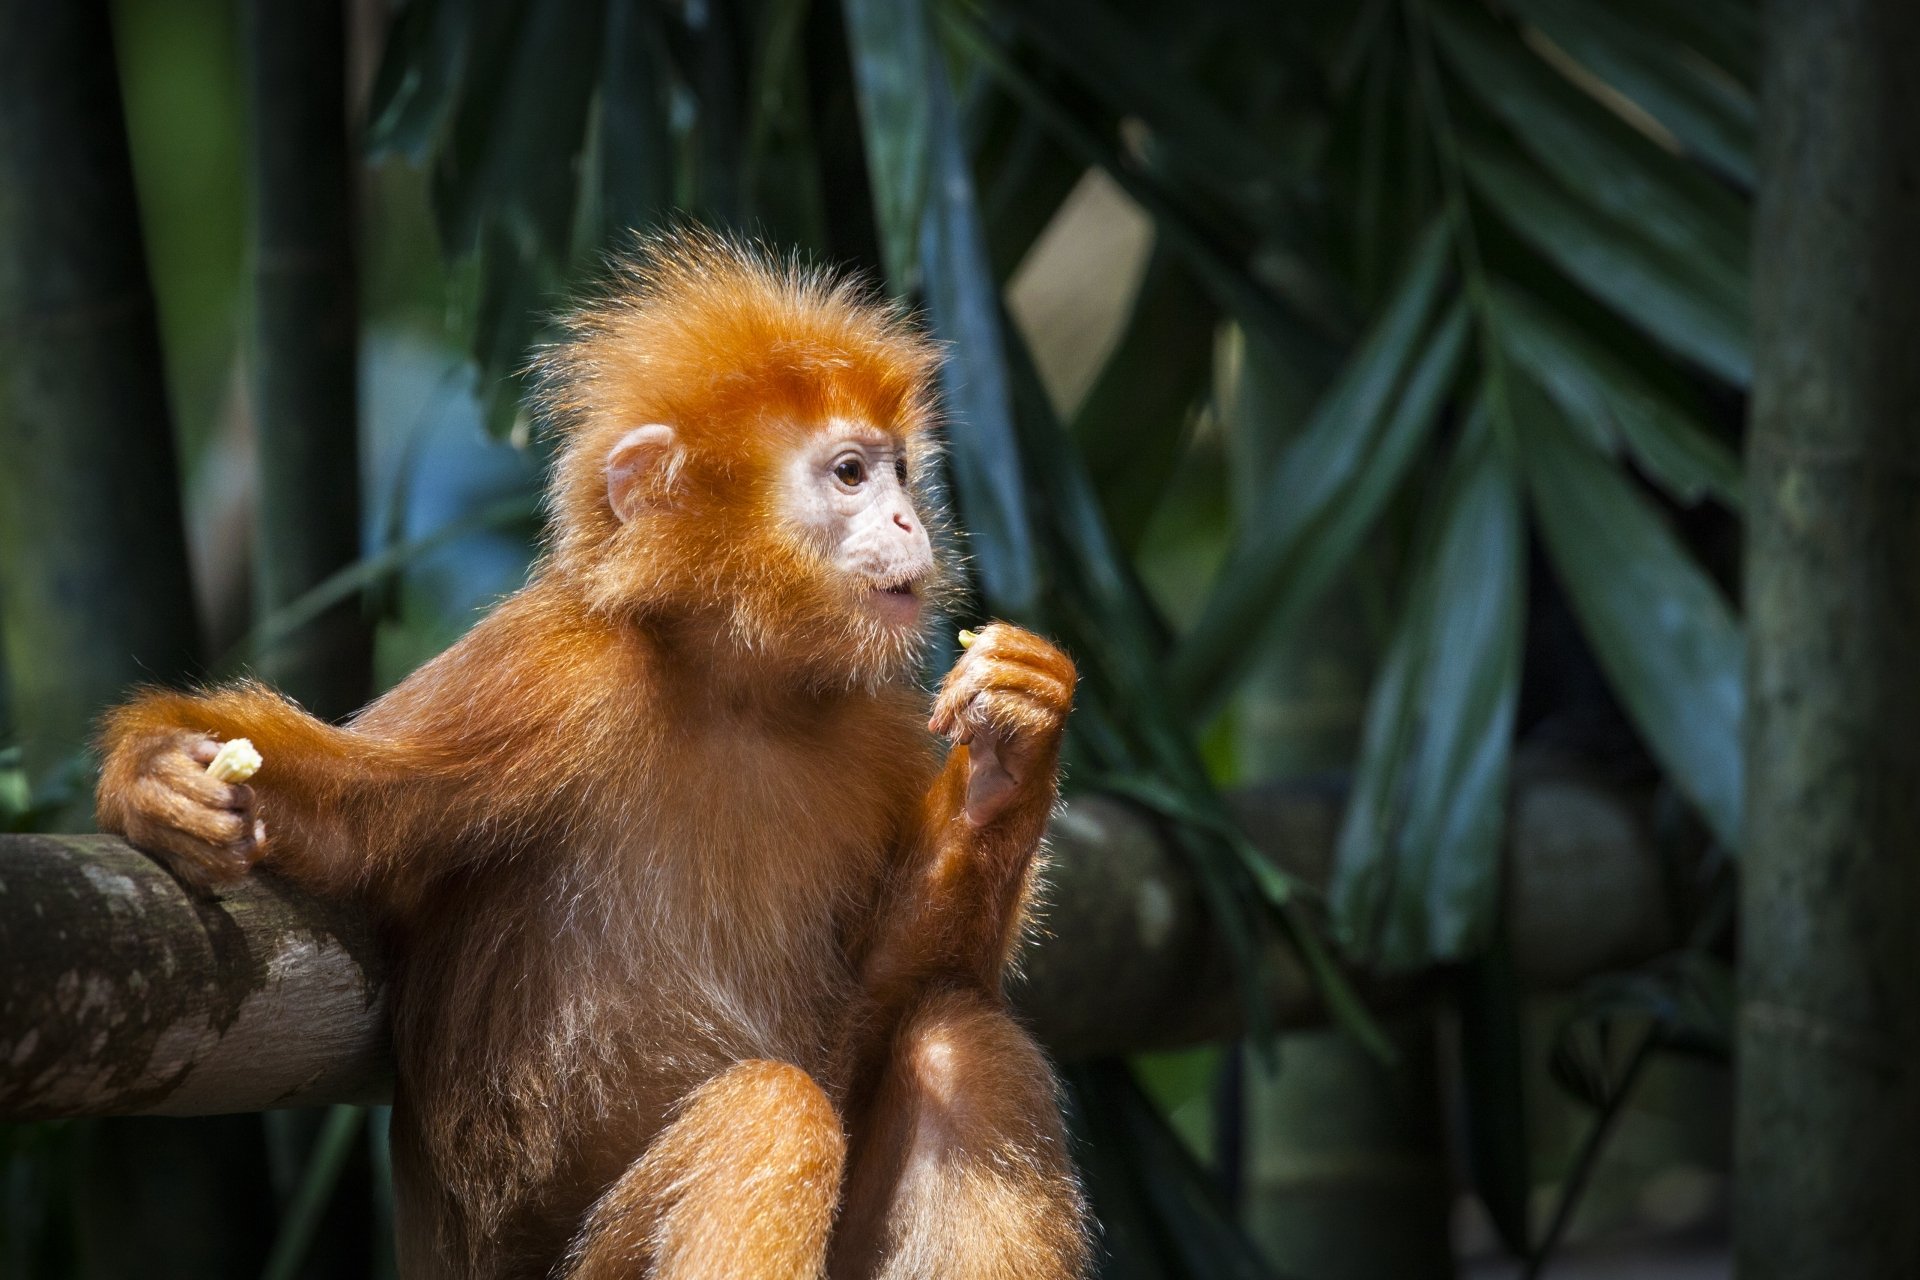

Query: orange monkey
[{"left": 95, "top": 231, "right": 1090, "bottom": 1279}]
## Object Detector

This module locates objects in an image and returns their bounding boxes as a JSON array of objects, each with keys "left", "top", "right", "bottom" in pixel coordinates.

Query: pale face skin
[{"left": 779, "top": 425, "right": 934, "bottom": 626}]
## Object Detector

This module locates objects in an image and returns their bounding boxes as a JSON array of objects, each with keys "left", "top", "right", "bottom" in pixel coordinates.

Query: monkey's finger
[
  {"left": 928, "top": 703, "right": 968, "bottom": 741},
  {"left": 939, "top": 626, "right": 1074, "bottom": 703},
  {"left": 933, "top": 656, "right": 1069, "bottom": 740},
  {"left": 124, "top": 819, "right": 232, "bottom": 888},
  {"left": 152, "top": 749, "right": 249, "bottom": 811},
  {"left": 968, "top": 627, "right": 1076, "bottom": 688},
  {"left": 930, "top": 665, "right": 988, "bottom": 737},
  {"left": 122, "top": 789, "right": 258, "bottom": 885},
  {"left": 930, "top": 666, "right": 995, "bottom": 738},
  {"left": 187, "top": 737, "right": 221, "bottom": 766},
  {"left": 147, "top": 826, "right": 253, "bottom": 887},
  {"left": 964, "top": 689, "right": 1062, "bottom": 750},
  {"left": 965, "top": 621, "right": 1065, "bottom": 662},
  {"left": 146, "top": 782, "right": 251, "bottom": 850},
  {"left": 945, "top": 694, "right": 1045, "bottom": 770},
  {"left": 969, "top": 659, "right": 1073, "bottom": 710},
  {"left": 987, "top": 645, "right": 1076, "bottom": 690}
]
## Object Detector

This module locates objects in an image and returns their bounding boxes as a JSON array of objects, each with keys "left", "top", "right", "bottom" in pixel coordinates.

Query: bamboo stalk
[
  {"left": 244, "top": 0, "right": 369, "bottom": 719},
  {"left": 0, "top": 0, "right": 201, "bottom": 797},
  {"left": 1737, "top": 1, "right": 1920, "bottom": 1274}
]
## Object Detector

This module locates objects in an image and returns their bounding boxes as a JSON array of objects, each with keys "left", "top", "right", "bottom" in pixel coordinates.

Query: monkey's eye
[
  {"left": 894, "top": 456, "right": 909, "bottom": 485},
  {"left": 833, "top": 455, "right": 868, "bottom": 488}
]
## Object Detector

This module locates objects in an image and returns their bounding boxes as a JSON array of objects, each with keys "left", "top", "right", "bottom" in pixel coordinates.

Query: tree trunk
[
  {"left": 245, "top": 0, "right": 369, "bottom": 719},
  {"left": 0, "top": 0, "right": 200, "bottom": 793},
  {"left": 1737, "top": 1, "right": 1920, "bottom": 1275}
]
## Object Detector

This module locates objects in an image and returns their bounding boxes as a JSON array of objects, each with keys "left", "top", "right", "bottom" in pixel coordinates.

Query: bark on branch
[{"left": 0, "top": 755, "right": 1678, "bottom": 1120}]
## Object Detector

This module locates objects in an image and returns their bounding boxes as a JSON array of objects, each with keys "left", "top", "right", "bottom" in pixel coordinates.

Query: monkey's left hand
[{"left": 929, "top": 623, "right": 1076, "bottom": 827}]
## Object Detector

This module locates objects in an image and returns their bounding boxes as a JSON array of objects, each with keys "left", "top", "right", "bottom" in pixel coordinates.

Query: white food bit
[
  {"left": 957, "top": 629, "right": 980, "bottom": 650},
  {"left": 205, "top": 738, "right": 262, "bottom": 784}
]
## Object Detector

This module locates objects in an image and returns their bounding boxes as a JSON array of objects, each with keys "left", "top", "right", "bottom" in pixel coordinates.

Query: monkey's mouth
[{"left": 866, "top": 579, "right": 923, "bottom": 623}]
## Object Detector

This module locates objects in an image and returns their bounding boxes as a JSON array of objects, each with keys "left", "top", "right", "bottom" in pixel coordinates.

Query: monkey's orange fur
[{"left": 96, "top": 231, "right": 1090, "bottom": 1279}]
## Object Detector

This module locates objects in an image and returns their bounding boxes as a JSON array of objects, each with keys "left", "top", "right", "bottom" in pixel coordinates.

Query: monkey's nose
[{"left": 893, "top": 511, "right": 915, "bottom": 534}]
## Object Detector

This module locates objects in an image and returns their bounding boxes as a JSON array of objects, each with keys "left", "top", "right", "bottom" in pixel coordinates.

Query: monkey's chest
[
  {"left": 397, "top": 836, "right": 878, "bottom": 1098},
  {"left": 557, "top": 818, "right": 889, "bottom": 1068}
]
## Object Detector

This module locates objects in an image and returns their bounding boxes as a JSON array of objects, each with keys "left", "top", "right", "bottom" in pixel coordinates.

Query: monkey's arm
[
  {"left": 96, "top": 587, "right": 621, "bottom": 901},
  {"left": 95, "top": 680, "right": 451, "bottom": 896},
  {"left": 851, "top": 624, "right": 1075, "bottom": 1027}
]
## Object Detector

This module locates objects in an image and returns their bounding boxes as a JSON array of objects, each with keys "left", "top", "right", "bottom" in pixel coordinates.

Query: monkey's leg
[
  {"left": 833, "top": 991, "right": 1090, "bottom": 1280},
  {"left": 565, "top": 1060, "right": 847, "bottom": 1280}
]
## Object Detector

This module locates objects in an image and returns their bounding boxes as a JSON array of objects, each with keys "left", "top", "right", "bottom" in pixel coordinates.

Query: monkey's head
[{"left": 540, "top": 229, "right": 951, "bottom": 689}]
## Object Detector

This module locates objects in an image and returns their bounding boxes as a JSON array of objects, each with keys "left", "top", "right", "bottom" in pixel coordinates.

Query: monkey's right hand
[{"left": 96, "top": 730, "right": 265, "bottom": 889}]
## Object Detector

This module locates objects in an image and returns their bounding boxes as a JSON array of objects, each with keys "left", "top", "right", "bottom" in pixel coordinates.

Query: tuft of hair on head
[{"left": 536, "top": 225, "right": 944, "bottom": 576}]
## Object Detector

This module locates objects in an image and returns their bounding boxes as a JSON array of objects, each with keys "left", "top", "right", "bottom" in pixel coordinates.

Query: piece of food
[
  {"left": 205, "top": 737, "right": 262, "bottom": 783},
  {"left": 958, "top": 629, "right": 980, "bottom": 649}
]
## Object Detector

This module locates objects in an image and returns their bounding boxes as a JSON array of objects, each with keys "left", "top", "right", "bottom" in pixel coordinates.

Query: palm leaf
[
  {"left": 1581, "top": 0, "right": 1759, "bottom": 93},
  {"left": 1330, "top": 404, "right": 1524, "bottom": 971},
  {"left": 1068, "top": 1060, "right": 1293, "bottom": 1280},
  {"left": 1459, "top": 136, "right": 1749, "bottom": 385},
  {"left": 591, "top": 0, "right": 676, "bottom": 243},
  {"left": 1427, "top": 0, "right": 1749, "bottom": 271},
  {"left": 944, "top": 5, "right": 1345, "bottom": 359},
  {"left": 1458, "top": 943, "right": 1533, "bottom": 1257},
  {"left": 1176, "top": 225, "right": 1460, "bottom": 716},
  {"left": 1490, "top": 283, "right": 1742, "bottom": 509},
  {"left": 840, "top": 0, "right": 935, "bottom": 291},
  {"left": 1072, "top": 242, "right": 1220, "bottom": 552},
  {"left": 848, "top": 0, "right": 1042, "bottom": 613},
  {"left": 1520, "top": 388, "right": 1744, "bottom": 849},
  {"left": 1501, "top": 0, "right": 1755, "bottom": 186},
  {"left": 982, "top": 0, "right": 1286, "bottom": 208}
]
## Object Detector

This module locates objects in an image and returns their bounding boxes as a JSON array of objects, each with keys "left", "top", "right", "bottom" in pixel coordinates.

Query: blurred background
[{"left": 0, "top": 0, "right": 1840, "bottom": 1275}]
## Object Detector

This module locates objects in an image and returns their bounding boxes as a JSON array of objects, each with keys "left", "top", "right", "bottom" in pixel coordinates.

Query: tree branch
[{"left": 0, "top": 754, "right": 1680, "bottom": 1119}]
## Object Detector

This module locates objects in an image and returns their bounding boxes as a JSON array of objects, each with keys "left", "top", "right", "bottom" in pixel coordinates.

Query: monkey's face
[
  {"left": 592, "top": 416, "right": 943, "bottom": 689},
  {"left": 778, "top": 425, "right": 935, "bottom": 631}
]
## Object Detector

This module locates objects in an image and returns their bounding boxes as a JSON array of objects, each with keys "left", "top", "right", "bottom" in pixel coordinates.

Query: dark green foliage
[{"left": 0, "top": 0, "right": 1775, "bottom": 1273}]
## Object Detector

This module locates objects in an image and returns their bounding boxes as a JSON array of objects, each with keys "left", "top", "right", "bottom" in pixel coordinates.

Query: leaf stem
[
  {"left": 1524, "top": 1027, "right": 1660, "bottom": 1279},
  {"left": 1404, "top": 0, "right": 1518, "bottom": 444}
]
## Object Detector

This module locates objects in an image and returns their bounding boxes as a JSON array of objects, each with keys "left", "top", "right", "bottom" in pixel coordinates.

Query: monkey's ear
[{"left": 606, "top": 424, "right": 683, "bottom": 522}]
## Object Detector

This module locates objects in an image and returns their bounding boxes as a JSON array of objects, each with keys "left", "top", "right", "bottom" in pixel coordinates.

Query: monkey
[{"left": 93, "top": 230, "right": 1091, "bottom": 1280}]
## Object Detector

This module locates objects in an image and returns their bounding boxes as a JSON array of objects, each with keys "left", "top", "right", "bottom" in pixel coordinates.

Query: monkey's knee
[
  {"left": 896, "top": 991, "right": 1067, "bottom": 1155},
  {"left": 569, "top": 1060, "right": 846, "bottom": 1280},
  {"left": 840, "top": 994, "right": 1089, "bottom": 1280}
]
